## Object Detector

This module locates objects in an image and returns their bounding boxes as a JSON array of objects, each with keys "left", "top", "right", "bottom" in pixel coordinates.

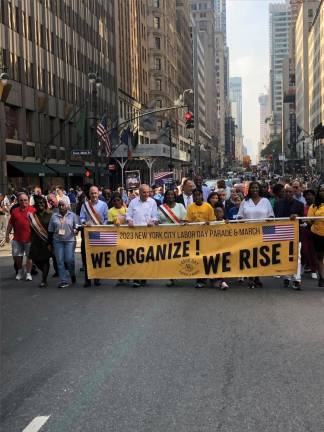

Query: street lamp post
[
  {"left": 88, "top": 72, "right": 101, "bottom": 185},
  {"left": 165, "top": 120, "right": 174, "bottom": 178}
]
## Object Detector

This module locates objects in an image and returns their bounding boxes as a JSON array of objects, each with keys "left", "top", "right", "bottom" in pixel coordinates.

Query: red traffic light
[{"left": 184, "top": 111, "right": 192, "bottom": 121}]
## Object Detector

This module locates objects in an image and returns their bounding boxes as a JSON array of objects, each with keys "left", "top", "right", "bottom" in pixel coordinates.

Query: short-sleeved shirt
[
  {"left": 307, "top": 203, "right": 324, "bottom": 236},
  {"left": 108, "top": 206, "right": 127, "bottom": 223},
  {"left": 48, "top": 210, "right": 78, "bottom": 242},
  {"left": 9, "top": 205, "right": 36, "bottom": 243},
  {"left": 237, "top": 198, "right": 274, "bottom": 220},
  {"left": 157, "top": 203, "right": 187, "bottom": 224},
  {"left": 186, "top": 202, "right": 216, "bottom": 222}
]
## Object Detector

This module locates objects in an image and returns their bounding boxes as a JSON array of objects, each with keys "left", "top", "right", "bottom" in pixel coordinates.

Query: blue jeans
[{"left": 53, "top": 241, "right": 76, "bottom": 283}]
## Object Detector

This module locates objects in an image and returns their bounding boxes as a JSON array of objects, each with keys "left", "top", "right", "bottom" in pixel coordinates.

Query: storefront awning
[
  {"left": 46, "top": 164, "right": 84, "bottom": 176},
  {"left": 8, "top": 162, "right": 56, "bottom": 176}
]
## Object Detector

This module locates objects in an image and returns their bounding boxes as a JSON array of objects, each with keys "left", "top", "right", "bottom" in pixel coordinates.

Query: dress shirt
[
  {"left": 183, "top": 193, "right": 193, "bottom": 209},
  {"left": 201, "top": 185, "right": 211, "bottom": 202},
  {"left": 237, "top": 198, "right": 274, "bottom": 220},
  {"left": 80, "top": 199, "right": 108, "bottom": 224},
  {"left": 126, "top": 197, "right": 158, "bottom": 226},
  {"left": 294, "top": 194, "right": 306, "bottom": 206}
]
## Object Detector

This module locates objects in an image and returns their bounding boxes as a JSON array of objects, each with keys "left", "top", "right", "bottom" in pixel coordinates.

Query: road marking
[{"left": 22, "top": 416, "right": 50, "bottom": 432}]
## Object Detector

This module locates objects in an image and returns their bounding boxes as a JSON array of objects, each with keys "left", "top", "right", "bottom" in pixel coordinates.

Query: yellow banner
[{"left": 84, "top": 221, "right": 299, "bottom": 279}]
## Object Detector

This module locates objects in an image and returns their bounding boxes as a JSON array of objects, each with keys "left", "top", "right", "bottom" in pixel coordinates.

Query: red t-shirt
[{"left": 9, "top": 205, "right": 36, "bottom": 243}]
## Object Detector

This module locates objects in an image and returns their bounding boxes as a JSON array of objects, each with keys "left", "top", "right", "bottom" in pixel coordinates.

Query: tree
[{"left": 260, "top": 138, "right": 282, "bottom": 158}]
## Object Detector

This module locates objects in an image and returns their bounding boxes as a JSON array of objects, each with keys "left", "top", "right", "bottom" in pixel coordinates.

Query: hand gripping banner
[{"left": 84, "top": 221, "right": 299, "bottom": 280}]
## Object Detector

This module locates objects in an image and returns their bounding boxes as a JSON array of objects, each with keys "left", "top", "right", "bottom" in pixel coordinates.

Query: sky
[{"left": 227, "top": 0, "right": 285, "bottom": 160}]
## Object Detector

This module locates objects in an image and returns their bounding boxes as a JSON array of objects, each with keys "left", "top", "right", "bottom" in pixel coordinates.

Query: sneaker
[
  {"left": 220, "top": 281, "right": 229, "bottom": 290},
  {"left": 71, "top": 275, "right": 76, "bottom": 283},
  {"left": 16, "top": 269, "right": 23, "bottom": 280},
  {"left": 58, "top": 282, "right": 69, "bottom": 289},
  {"left": 292, "top": 281, "right": 301, "bottom": 290},
  {"left": 311, "top": 272, "right": 318, "bottom": 280},
  {"left": 195, "top": 282, "right": 204, "bottom": 289},
  {"left": 26, "top": 273, "right": 32, "bottom": 281},
  {"left": 39, "top": 281, "right": 47, "bottom": 288},
  {"left": 303, "top": 266, "right": 311, "bottom": 273},
  {"left": 166, "top": 280, "right": 175, "bottom": 287},
  {"left": 133, "top": 281, "right": 141, "bottom": 288},
  {"left": 237, "top": 277, "right": 244, "bottom": 283},
  {"left": 318, "top": 278, "right": 324, "bottom": 288}
]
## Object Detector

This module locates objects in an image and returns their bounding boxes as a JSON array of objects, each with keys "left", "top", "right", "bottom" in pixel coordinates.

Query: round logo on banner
[{"left": 179, "top": 258, "right": 199, "bottom": 277}]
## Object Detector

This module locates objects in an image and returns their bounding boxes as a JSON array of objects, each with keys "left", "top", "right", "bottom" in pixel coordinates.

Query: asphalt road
[{"left": 1, "top": 255, "right": 324, "bottom": 432}]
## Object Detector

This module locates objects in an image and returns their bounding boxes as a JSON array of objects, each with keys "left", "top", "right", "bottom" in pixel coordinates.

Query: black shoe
[
  {"left": 140, "top": 280, "right": 147, "bottom": 286},
  {"left": 39, "top": 281, "right": 47, "bottom": 288},
  {"left": 318, "top": 278, "right": 324, "bottom": 287},
  {"left": 283, "top": 278, "right": 290, "bottom": 287},
  {"left": 71, "top": 275, "right": 76, "bottom": 284},
  {"left": 94, "top": 279, "right": 101, "bottom": 286},
  {"left": 83, "top": 281, "right": 91, "bottom": 288},
  {"left": 133, "top": 281, "right": 141, "bottom": 288},
  {"left": 166, "top": 280, "right": 175, "bottom": 287},
  {"left": 254, "top": 277, "right": 263, "bottom": 288},
  {"left": 249, "top": 281, "right": 256, "bottom": 289},
  {"left": 31, "top": 265, "right": 38, "bottom": 276},
  {"left": 292, "top": 281, "right": 301, "bottom": 290},
  {"left": 52, "top": 272, "right": 59, "bottom": 278},
  {"left": 195, "top": 282, "right": 204, "bottom": 289},
  {"left": 58, "top": 282, "right": 69, "bottom": 289}
]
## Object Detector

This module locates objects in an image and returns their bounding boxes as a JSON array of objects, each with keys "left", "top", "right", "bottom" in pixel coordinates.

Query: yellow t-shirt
[
  {"left": 186, "top": 202, "right": 216, "bottom": 222},
  {"left": 307, "top": 203, "right": 324, "bottom": 236},
  {"left": 108, "top": 206, "right": 126, "bottom": 224}
]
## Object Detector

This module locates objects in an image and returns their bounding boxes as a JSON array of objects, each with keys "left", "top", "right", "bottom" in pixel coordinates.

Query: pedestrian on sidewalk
[
  {"left": 28, "top": 196, "right": 52, "bottom": 287},
  {"left": 5, "top": 192, "right": 36, "bottom": 281},
  {"left": 48, "top": 201, "right": 78, "bottom": 289}
]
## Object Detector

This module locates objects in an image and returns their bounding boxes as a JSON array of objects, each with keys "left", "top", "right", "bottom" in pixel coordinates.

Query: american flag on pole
[
  {"left": 89, "top": 231, "right": 118, "bottom": 246},
  {"left": 97, "top": 115, "right": 111, "bottom": 157},
  {"left": 262, "top": 225, "right": 294, "bottom": 242}
]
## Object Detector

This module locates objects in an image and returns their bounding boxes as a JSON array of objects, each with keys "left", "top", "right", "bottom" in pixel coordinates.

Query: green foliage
[{"left": 260, "top": 138, "right": 282, "bottom": 158}]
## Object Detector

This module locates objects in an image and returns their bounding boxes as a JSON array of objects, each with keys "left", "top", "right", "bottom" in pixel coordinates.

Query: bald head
[
  {"left": 139, "top": 184, "right": 150, "bottom": 201},
  {"left": 89, "top": 186, "right": 99, "bottom": 203}
]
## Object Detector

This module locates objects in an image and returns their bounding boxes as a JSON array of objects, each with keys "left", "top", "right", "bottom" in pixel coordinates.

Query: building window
[
  {"left": 153, "top": 0, "right": 160, "bottom": 7},
  {"left": 155, "top": 57, "right": 161, "bottom": 70},
  {"left": 26, "top": 111, "right": 33, "bottom": 141},
  {"left": 156, "top": 99, "right": 162, "bottom": 108},
  {"left": 155, "top": 79, "right": 162, "bottom": 91},
  {"left": 155, "top": 37, "right": 161, "bottom": 49},
  {"left": 156, "top": 120, "right": 162, "bottom": 129},
  {"left": 153, "top": 16, "right": 160, "bottom": 29}
]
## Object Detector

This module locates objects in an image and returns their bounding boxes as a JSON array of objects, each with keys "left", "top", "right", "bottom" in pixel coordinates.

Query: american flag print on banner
[
  {"left": 97, "top": 115, "right": 111, "bottom": 157},
  {"left": 262, "top": 225, "right": 294, "bottom": 242},
  {"left": 154, "top": 171, "right": 173, "bottom": 181},
  {"left": 89, "top": 231, "right": 118, "bottom": 246}
]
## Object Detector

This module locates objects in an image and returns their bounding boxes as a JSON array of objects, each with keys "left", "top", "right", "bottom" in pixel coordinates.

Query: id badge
[{"left": 58, "top": 228, "right": 65, "bottom": 236}]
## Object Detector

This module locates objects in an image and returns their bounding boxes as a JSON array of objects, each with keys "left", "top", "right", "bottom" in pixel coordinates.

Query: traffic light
[{"left": 184, "top": 111, "right": 194, "bottom": 129}]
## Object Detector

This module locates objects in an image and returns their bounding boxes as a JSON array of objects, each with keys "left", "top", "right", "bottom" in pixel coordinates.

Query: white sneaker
[
  {"left": 311, "top": 272, "right": 318, "bottom": 280},
  {"left": 220, "top": 281, "right": 229, "bottom": 290},
  {"left": 26, "top": 273, "right": 32, "bottom": 281},
  {"left": 16, "top": 270, "right": 23, "bottom": 280}
]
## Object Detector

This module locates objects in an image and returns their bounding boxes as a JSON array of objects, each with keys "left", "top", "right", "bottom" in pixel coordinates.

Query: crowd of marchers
[{"left": 1, "top": 175, "right": 323, "bottom": 290}]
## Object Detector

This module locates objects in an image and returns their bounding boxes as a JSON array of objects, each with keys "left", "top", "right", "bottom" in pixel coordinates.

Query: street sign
[
  {"left": 71, "top": 149, "right": 92, "bottom": 156},
  {"left": 279, "top": 154, "right": 285, "bottom": 161}
]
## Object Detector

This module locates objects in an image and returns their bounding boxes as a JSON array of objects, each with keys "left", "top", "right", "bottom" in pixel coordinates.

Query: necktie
[{"left": 187, "top": 196, "right": 190, "bottom": 208}]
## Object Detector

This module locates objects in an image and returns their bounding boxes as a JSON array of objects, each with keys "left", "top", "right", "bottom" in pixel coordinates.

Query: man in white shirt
[
  {"left": 126, "top": 184, "right": 158, "bottom": 227},
  {"left": 292, "top": 180, "right": 306, "bottom": 205},
  {"left": 126, "top": 184, "right": 158, "bottom": 287}
]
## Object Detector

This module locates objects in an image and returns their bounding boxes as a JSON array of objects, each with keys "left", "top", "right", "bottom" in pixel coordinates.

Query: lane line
[{"left": 22, "top": 416, "right": 51, "bottom": 432}]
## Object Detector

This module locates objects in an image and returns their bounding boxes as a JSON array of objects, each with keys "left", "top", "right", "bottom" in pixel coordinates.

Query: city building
[
  {"left": 308, "top": 0, "right": 324, "bottom": 172},
  {"left": 295, "top": 0, "right": 320, "bottom": 159},
  {"left": 229, "top": 77, "right": 242, "bottom": 135},
  {"left": 0, "top": 0, "right": 118, "bottom": 191},
  {"left": 269, "top": 2, "right": 291, "bottom": 137},
  {"left": 259, "top": 93, "right": 270, "bottom": 148}
]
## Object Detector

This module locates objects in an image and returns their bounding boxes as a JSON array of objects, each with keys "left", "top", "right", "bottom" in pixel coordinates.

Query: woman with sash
[
  {"left": 28, "top": 196, "right": 52, "bottom": 287},
  {"left": 158, "top": 189, "right": 187, "bottom": 287}
]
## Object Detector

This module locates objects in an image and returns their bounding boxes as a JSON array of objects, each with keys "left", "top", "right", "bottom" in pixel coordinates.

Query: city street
[{"left": 1, "top": 255, "right": 324, "bottom": 432}]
